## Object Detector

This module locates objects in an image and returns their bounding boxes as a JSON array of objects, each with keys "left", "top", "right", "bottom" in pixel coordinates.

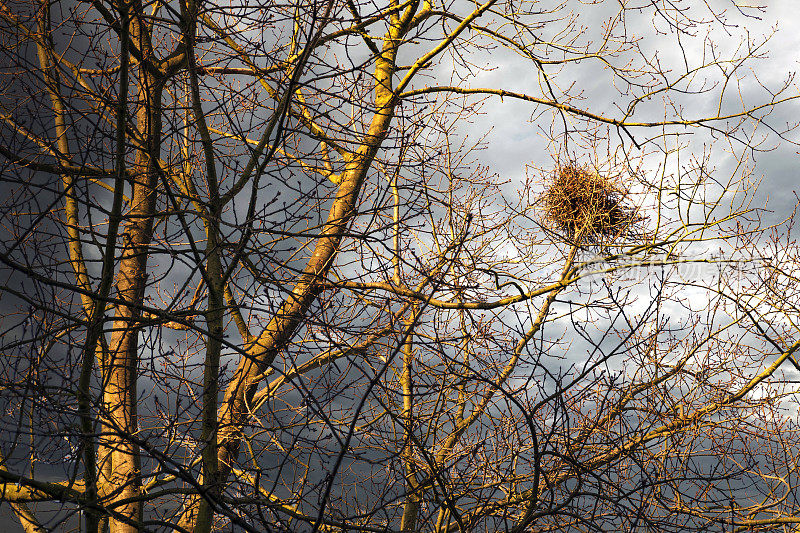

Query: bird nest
[{"left": 542, "top": 164, "right": 640, "bottom": 246}]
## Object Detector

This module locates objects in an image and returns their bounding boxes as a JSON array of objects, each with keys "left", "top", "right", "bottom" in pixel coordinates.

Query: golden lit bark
[{"left": 100, "top": 5, "right": 162, "bottom": 531}]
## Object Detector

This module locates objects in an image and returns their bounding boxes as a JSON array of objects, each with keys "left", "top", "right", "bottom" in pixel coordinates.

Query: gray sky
[{"left": 440, "top": 1, "right": 800, "bottom": 227}]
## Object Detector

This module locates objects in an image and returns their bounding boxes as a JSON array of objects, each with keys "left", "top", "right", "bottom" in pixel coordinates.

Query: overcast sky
[{"left": 440, "top": 1, "right": 800, "bottom": 229}]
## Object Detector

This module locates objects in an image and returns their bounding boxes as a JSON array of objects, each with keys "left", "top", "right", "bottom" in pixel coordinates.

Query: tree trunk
[{"left": 101, "top": 8, "right": 162, "bottom": 531}]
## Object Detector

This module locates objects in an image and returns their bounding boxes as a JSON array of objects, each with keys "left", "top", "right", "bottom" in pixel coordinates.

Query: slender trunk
[
  {"left": 102, "top": 7, "right": 161, "bottom": 531},
  {"left": 215, "top": 90, "right": 397, "bottom": 487},
  {"left": 34, "top": 3, "right": 105, "bottom": 529},
  {"left": 400, "top": 311, "right": 420, "bottom": 532},
  {"left": 183, "top": 0, "right": 225, "bottom": 526}
]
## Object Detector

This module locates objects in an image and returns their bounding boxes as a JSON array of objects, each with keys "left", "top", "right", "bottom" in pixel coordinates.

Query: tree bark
[{"left": 101, "top": 6, "right": 162, "bottom": 531}]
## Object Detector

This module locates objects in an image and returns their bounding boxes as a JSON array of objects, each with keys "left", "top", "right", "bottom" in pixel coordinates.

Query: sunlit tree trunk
[{"left": 101, "top": 5, "right": 161, "bottom": 531}]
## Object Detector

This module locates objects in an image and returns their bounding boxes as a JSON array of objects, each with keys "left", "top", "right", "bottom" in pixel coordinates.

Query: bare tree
[{"left": 0, "top": 0, "right": 798, "bottom": 531}]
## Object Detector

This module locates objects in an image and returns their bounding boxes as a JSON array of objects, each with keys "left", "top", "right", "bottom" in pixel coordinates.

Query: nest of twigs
[{"left": 542, "top": 164, "right": 639, "bottom": 246}]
